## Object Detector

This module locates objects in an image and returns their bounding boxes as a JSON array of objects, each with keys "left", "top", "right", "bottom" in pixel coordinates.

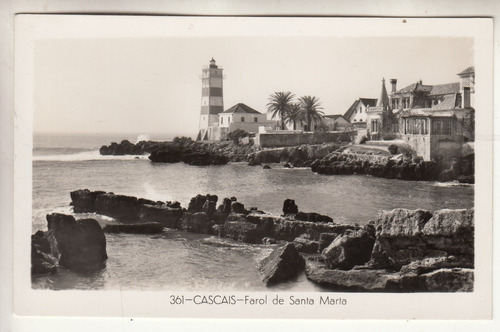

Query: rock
[
  {"left": 223, "top": 216, "right": 272, "bottom": 243},
  {"left": 272, "top": 219, "right": 354, "bottom": 242},
  {"left": 259, "top": 243, "right": 305, "bottom": 285},
  {"left": 369, "top": 208, "right": 433, "bottom": 270},
  {"left": 319, "top": 233, "right": 339, "bottom": 252},
  {"left": 139, "top": 204, "right": 183, "bottom": 229},
  {"left": 181, "top": 212, "right": 213, "bottom": 234},
  {"left": 283, "top": 163, "right": 292, "bottom": 168},
  {"left": 438, "top": 169, "right": 455, "bottom": 182},
  {"left": 202, "top": 200, "right": 217, "bottom": 216},
  {"left": 70, "top": 189, "right": 105, "bottom": 213},
  {"left": 400, "top": 255, "right": 474, "bottom": 275},
  {"left": 419, "top": 268, "right": 474, "bottom": 292},
  {"left": 31, "top": 231, "right": 58, "bottom": 275},
  {"left": 217, "top": 198, "right": 232, "bottom": 214},
  {"left": 322, "top": 227, "right": 375, "bottom": 270},
  {"left": 95, "top": 193, "right": 142, "bottom": 222},
  {"left": 231, "top": 201, "right": 245, "bottom": 214},
  {"left": 103, "top": 222, "right": 164, "bottom": 234},
  {"left": 295, "top": 211, "right": 333, "bottom": 223},
  {"left": 293, "top": 236, "right": 319, "bottom": 254},
  {"left": 305, "top": 260, "right": 405, "bottom": 291},
  {"left": 457, "top": 175, "right": 474, "bottom": 184},
  {"left": 46, "top": 213, "right": 107, "bottom": 271},
  {"left": 282, "top": 199, "right": 299, "bottom": 215},
  {"left": 263, "top": 164, "right": 271, "bottom": 169},
  {"left": 422, "top": 208, "right": 474, "bottom": 255}
]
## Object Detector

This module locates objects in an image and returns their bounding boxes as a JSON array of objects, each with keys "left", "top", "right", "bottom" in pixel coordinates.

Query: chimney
[{"left": 390, "top": 79, "right": 397, "bottom": 93}]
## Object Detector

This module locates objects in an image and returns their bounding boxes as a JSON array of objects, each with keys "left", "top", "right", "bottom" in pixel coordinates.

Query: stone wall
[{"left": 255, "top": 130, "right": 356, "bottom": 148}]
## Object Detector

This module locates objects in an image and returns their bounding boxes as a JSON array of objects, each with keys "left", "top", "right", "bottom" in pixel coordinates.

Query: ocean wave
[
  {"left": 433, "top": 181, "right": 474, "bottom": 188},
  {"left": 33, "top": 149, "right": 149, "bottom": 162}
]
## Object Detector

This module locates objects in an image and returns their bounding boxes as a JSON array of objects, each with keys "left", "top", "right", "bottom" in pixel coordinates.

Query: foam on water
[{"left": 33, "top": 149, "right": 148, "bottom": 162}]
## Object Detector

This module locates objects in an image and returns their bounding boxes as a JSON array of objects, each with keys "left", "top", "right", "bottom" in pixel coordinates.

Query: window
[
  {"left": 241, "top": 117, "right": 245, "bottom": 122},
  {"left": 221, "top": 117, "right": 223, "bottom": 124},
  {"left": 254, "top": 117, "right": 258, "bottom": 122},
  {"left": 359, "top": 106, "right": 362, "bottom": 113}
]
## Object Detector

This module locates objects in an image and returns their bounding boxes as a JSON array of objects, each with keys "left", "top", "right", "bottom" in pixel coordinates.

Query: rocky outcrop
[
  {"left": 103, "top": 222, "right": 164, "bottom": 234},
  {"left": 181, "top": 212, "right": 213, "bottom": 234},
  {"left": 259, "top": 243, "right": 305, "bottom": 285},
  {"left": 283, "top": 199, "right": 299, "bottom": 215},
  {"left": 139, "top": 204, "right": 183, "bottom": 229},
  {"left": 31, "top": 230, "right": 58, "bottom": 275},
  {"left": 322, "top": 226, "right": 375, "bottom": 270},
  {"left": 247, "top": 143, "right": 342, "bottom": 167},
  {"left": 295, "top": 212, "right": 333, "bottom": 223},
  {"left": 46, "top": 213, "right": 107, "bottom": 271},
  {"left": 70, "top": 189, "right": 106, "bottom": 213},
  {"left": 293, "top": 235, "right": 320, "bottom": 254}
]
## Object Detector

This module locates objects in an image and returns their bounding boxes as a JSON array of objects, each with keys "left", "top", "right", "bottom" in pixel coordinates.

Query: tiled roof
[
  {"left": 324, "top": 114, "right": 347, "bottom": 121},
  {"left": 222, "top": 103, "right": 262, "bottom": 114},
  {"left": 429, "top": 82, "right": 460, "bottom": 95},
  {"left": 360, "top": 98, "right": 378, "bottom": 107},
  {"left": 395, "top": 82, "right": 432, "bottom": 94},
  {"left": 431, "top": 93, "right": 458, "bottom": 110},
  {"left": 458, "top": 66, "right": 474, "bottom": 75}
]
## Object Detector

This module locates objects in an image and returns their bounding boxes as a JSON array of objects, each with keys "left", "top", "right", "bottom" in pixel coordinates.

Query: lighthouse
[{"left": 197, "top": 58, "right": 224, "bottom": 141}]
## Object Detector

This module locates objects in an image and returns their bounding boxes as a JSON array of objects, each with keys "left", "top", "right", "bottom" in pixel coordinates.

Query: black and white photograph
[{"left": 9, "top": 13, "right": 493, "bottom": 323}]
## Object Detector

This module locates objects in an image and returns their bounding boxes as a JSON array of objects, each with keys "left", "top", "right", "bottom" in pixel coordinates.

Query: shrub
[
  {"left": 398, "top": 144, "right": 416, "bottom": 158},
  {"left": 359, "top": 136, "right": 368, "bottom": 144},
  {"left": 226, "top": 129, "right": 249, "bottom": 145},
  {"left": 388, "top": 144, "right": 399, "bottom": 155},
  {"left": 173, "top": 136, "right": 193, "bottom": 145}
]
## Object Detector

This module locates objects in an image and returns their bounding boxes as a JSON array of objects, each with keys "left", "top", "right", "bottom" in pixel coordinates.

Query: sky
[{"left": 33, "top": 34, "right": 473, "bottom": 138}]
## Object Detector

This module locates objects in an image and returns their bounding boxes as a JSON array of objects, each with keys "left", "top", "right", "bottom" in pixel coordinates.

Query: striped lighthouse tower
[{"left": 197, "top": 58, "right": 224, "bottom": 141}]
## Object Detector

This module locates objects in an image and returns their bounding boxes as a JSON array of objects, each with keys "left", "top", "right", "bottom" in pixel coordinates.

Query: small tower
[
  {"left": 198, "top": 58, "right": 224, "bottom": 140},
  {"left": 376, "top": 78, "right": 390, "bottom": 109}
]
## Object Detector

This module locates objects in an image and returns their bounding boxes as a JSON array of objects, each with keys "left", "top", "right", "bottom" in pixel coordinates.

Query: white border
[{"left": 1, "top": 1, "right": 499, "bottom": 331}]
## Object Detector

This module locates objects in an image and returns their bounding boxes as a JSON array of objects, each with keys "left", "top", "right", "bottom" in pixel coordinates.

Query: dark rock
[
  {"left": 263, "top": 164, "right": 271, "bottom": 169},
  {"left": 295, "top": 211, "right": 333, "bottom": 223},
  {"left": 293, "top": 236, "right": 320, "bottom": 254},
  {"left": 322, "top": 227, "right": 375, "bottom": 270},
  {"left": 283, "top": 163, "right": 292, "bottom": 168},
  {"left": 139, "top": 204, "right": 183, "bottom": 229},
  {"left": 259, "top": 243, "right": 305, "bottom": 285},
  {"left": 247, "top": 161, "right": 261, "bottom": 166},
  {"left": 202, "top": 199, "right": 217, "bottom": 216},
  {"left": 31, "top": 230, "right": 58, "bottom": 275},
  {"left": 181, "top": 212, "right": 213, "bottom": 234},
  {"left": 217, "top": 198, "right": 233, "bottom": 214},
  {"left": 319, "top": 232, "right": 339, "bottom": 252},
  {"left": 103, "top": 222, "right": 164, "bottom": 234},
  {"left": 231, "top": 201, "right": 245, "bottom": 214},
  {"left": 70, "top": 189, "right": 105, "bottom": 213},
  {"left": 422, "top": 208, "right": 474, "bottom": 255},
  {"left": 95, "top": 193, "right": 141, "bottom": 222},
  {"left": 46, "top": 213, "right": 107, "bottom": 271},
  {"left": 438, "top": 169, "right": 455, "bottom": 182},
  {"left": 457, "top": 175, "right": 474, "bottom": 184},
  {"left": 282, "top": 199, "right": 299, "bottom": 215},
  {"left": 166, "top": 201, "right": 181, "bottom": 209},
  {"left": 223, "top": 220, "right": 262, "bottom": 243},
  {"left": 400, "top": 255, "right": 474, "bottom": 275}
]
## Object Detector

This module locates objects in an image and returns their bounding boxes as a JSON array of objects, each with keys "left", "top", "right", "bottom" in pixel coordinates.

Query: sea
[{"left": 31, "top": 133, "right": 474, "bottom": 291}]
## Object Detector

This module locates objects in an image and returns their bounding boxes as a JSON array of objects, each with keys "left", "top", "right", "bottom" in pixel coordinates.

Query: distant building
[
  {"left": 219, "top": 103, "right": 270, "bottom": 133},
  {"left": 343, "top": 98, "right": 378, "bottom": 128},
  {"left": 365, "top": 66, "right": 475, "bottom": 161},
  {"left": 323, "top": 114, "right": 350, "bottom": 131}
]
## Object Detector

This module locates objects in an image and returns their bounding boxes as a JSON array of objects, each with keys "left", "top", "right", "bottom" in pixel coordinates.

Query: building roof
[
  {"left": 395, "top": 82, "right": 433, "bottom": 94},
  {"left": 222, "top": 103, "right": 262, "bottom": 114},
  {"left": 343, "top": 98, "right": 377, "bottom": 119},
  {"left": 429, "top": 82, "right": 460, "bottom": 96},
  {"left": 431, "top": 93, "right": 458, "bottom": 110},
  {"left": 324, "top": 114, "right": 347, "bottom": 121},
  {"left": 376, "top": 78, "right": 390, "bottom": 108},
  {"left": 400, "top": 108, "right": 459, "bottom": 118},
  {"left": 458, "top": 66, "right": 474, "bottom": 76}
]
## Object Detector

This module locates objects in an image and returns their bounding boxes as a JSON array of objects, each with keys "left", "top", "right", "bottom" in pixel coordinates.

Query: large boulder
[
  {"left": 70, "top": 189, "right": 105, "bottom": 213},
  {"left": 31, "top": 230, "right": 58, "bottom": 275},
  {"left": 188, "top": 194, "right": 218, "bottom": 213},
  {"left": 259, "top": 243, "right": 305, "bottom": 285},
  {"left": 46, "top": 213, "right": 107, "bottom": 271},
  {"left": 139, "top": 204, "right": 183, "bottom": 229},
  {"left": 103, "top": 222, "right": 164, "bottom": 234},
  {"left": 400, "top": 255, "right": 474, "bottom": 275},
  {"left": 282, "top": 199, "right": 299, "bottom": 215},
  {"left": 95, "top": 193, "right": 142, "bottom": 221},
  {"left": 369, "top": 209, "right": 432, "bottom": 270},
  {"left": 181, "top": 212, "right": 213, "bottom": 234},
  {"left": 322, "top": 226, "right": 375, "bottom": 270},
  {"left": 422, "top": 208, "right": 474, "bottom": 256},
  {"left": 272, "top": 219, "right": 354, "bottom": 242},
  {"left": 293, "top": 236, "right": 320, "bottom": 254},
  {"left": 318, "top": 232, "right": 339, "bottom": 252}
]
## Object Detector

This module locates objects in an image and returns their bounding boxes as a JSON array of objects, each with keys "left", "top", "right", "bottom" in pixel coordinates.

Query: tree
[
  {"left": 284, "top": 103, "right": 305, "bottom": 130},
  {"left": 298, "top": 95, "right": 324, "bottom": 131},
  {"left": 226, "top": 129, "right": 249, "bottom": 145},
  {"left": 267, "top": 91, "right": 295, "bottom": 130}
]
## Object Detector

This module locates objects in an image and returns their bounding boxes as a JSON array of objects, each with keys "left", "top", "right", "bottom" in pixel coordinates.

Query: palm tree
[
  {"left": 298, "top": 95, "right": 324, "bottom": 131},
  {"left": 284, "top": 103, "right": 305, "bottom": 130},
  {"left": 266, "top": 91, "right": 295, "bottom": 130}
]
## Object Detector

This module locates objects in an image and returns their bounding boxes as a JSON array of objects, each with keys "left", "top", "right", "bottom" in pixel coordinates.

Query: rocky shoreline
[
  {"left": 32, "top": 189, "right": 474, "bottom": 292},
  {"left": 99, "top": 138, "right": 474, "bottom": 183}
]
